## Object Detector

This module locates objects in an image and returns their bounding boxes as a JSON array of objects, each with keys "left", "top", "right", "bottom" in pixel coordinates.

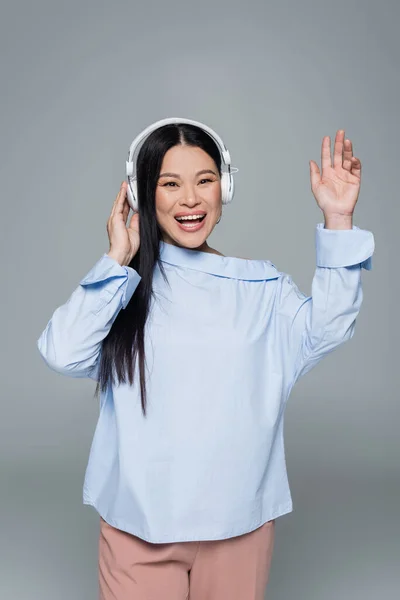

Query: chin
[
  {"left": 162, "top": 220, "right": 214, "bottom": 249},
  {"left": 172, "top": 233, "right": 209, "bottom": 250}
]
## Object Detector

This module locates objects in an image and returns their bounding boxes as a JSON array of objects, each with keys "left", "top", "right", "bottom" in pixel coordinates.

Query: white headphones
[{"left": 125, "top": 117, "right": 238, "bottom": 213}]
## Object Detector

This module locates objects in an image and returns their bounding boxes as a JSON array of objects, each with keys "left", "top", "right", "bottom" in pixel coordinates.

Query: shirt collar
[{"left": 158, "top": 240, "right": 280, "bottom": 281}]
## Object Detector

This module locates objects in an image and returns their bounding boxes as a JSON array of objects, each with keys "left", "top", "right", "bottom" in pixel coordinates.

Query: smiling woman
[{"left": 37, "top": 117, "right": 375, "bottom": 600}]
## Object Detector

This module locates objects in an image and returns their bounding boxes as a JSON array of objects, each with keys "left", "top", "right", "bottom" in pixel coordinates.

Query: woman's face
[{"left": 155, "top": 144, "right": 222, "bottom": 250}]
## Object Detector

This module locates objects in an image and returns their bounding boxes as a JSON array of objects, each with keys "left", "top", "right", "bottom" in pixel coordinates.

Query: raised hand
[
  {"left": 107, "top": 181, "right": 140, "bottom": 266},
  {"left": 310, "top": 130, "right": 361, "bottom": 225}
]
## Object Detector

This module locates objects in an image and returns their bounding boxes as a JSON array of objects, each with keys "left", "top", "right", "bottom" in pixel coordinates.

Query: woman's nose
[{"left": 181, "top": 186, "right": 200, "bottom": 205}]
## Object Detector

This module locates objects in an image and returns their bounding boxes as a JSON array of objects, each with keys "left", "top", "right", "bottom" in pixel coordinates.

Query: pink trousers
[{"left": 98, "top": 517, "right": 275, "bottom": 600}]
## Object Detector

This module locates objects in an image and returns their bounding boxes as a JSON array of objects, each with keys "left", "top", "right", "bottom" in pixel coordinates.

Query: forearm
[
  {"left": 277, "top": 223, "right": 375, "bottom": 385},
  {"left": 37, "top": 254, "right": 141, "bottom": 377}
]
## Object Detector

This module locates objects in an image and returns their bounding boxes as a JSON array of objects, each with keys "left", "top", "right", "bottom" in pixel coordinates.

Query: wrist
[
  {"left": 107, "top": 251, "right": 131, "bottom": 266},
  {"left": 323, "top": 213, "right": 353, "bottom": 230}
]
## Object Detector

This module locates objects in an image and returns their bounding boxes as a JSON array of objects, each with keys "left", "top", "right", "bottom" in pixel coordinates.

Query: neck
[{"left": 161, "top": 237, "right": 223, "bottom": 256}]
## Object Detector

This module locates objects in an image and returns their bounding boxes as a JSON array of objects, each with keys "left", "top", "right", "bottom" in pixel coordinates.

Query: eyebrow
[{"left": 158, "top": 169, "right": 217, "bottom": 178}]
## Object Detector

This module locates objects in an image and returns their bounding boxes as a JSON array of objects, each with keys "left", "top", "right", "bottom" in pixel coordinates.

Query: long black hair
[{"left": 94, "top": 123, "right": 223, "bottom": 416}]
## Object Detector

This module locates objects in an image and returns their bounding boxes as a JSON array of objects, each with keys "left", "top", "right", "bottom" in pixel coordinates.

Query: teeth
[{"left": 176, "top": 215, "right": 205, "bottom": 221}]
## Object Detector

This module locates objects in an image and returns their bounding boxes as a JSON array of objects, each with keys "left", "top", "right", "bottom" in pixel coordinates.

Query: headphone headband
[{"left": 125, "top": 117, "right": 238, "bottom": 212}]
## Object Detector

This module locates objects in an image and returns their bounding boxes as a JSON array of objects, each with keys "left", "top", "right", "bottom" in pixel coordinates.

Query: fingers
[
  {"left": 122, "top": 198, "right": 130, "bottom": 222},
  {"left": 321, "top": 130, "right": 360, "bottom": 175},
  {"left": 333, "top": 129, "right": 345, "bottom": 169},
  {"left": 128, "top": 211, "right": 139, "bottom": 232},
  {"left": 110, "top": 181, "right": 128, "bottom": 218},
  {"left": 108, "top": 183, "right": 131, "bottom": 236},
  {"left": 107, "top": 182, "right": 130, "bottom": 237},
  {"left": 350, "top": 156, "right": 362, "bottom": 179},
  {"left": 343, "top": 139, "right": 361, "bottom": 177},
  {"left": 321, "top": 135, "right": 332, "bottom": 171},
  {"left": 343, "top": 138, "right": 353, "bottom": 170}
]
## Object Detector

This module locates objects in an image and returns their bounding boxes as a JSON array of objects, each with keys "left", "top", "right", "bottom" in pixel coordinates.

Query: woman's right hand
[{"left": 107, "top": 181, "right": 140, "bottom": 266}]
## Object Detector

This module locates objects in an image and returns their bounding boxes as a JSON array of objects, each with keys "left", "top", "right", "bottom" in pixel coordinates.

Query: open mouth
[{"left": 174, "top": 214, "right": 207, "bottom": 228}]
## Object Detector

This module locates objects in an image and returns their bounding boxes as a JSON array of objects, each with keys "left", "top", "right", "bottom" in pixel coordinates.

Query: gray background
[{"left": 1, "top": 0, "right": 398, "bottom": 598}]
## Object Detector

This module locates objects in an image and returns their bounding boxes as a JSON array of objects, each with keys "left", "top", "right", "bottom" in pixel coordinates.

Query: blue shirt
[{"left": 37, "top": 223, "right": 375, "bottom": 543}]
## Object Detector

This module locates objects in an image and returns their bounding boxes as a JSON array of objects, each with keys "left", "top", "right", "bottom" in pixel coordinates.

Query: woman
[{"left": 37, "top": 119, "right": 375, "bottom": 600}]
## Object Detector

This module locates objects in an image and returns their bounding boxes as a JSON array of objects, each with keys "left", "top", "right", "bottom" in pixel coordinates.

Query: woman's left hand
[{"left": 310, "top": 129, "right": 361, "bottom": 220}]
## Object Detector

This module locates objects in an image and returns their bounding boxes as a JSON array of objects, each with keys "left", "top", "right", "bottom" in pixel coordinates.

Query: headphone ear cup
[
  {"left": 221, "top": 171, "right": 234, "bottom": 205},
  {"left": 228, "top": 174, "right": 235, "bottom": 204},
  {"left": 127, "top": 177, "right": 139, "bottom": 212}
]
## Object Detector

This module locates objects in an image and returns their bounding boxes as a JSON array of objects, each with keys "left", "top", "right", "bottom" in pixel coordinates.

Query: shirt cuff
[
  {"left": 315, "top": 223, "right": 375, "bottom": 270},
  {"left": 79, "top": 253, "right": 142, "bottom": 309}
]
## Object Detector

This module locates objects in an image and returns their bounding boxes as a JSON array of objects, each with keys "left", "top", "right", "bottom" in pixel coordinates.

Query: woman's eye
[{"left": 163, "top": 179, "right": 214, "bottom": 187}]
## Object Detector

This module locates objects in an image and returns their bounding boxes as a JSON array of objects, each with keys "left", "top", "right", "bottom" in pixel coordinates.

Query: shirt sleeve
[
  {"left": 276, "top": 223, "right": 375, "bottom": 386},
  {"left": 37, "top": 253, "right": 141, "bottom": 379}
]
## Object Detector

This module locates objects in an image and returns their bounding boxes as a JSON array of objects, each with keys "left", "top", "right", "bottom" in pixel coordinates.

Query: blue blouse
[{"left": 37, "top": 223, "right": 375, "bottom": 543}]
